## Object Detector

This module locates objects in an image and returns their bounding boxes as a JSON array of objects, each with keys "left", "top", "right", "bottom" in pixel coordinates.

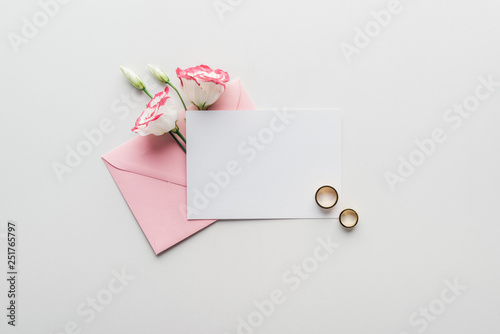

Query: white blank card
[{"left": 186, "top": 109, "right": 342, "bottom": 220}]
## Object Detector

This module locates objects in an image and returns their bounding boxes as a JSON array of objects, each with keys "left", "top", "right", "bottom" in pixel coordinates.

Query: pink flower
[
  {"left": 176, "top": 65, "right": 230, "bottom": 110},
  {"left": 132, "top": 87, "right": 179, "bottom": 136}
]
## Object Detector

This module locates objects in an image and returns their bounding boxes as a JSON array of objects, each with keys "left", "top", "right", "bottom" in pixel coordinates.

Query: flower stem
[
  {"left": 169, "top": 132, "right": 186, "bottom": 153},
  {"left": 167, "top": 82, "right": 187, "bottom": 111},
  {"left": 143, "top": 88, "right": 153, "bottom": 99},
  {"left": 173, "top": 129, "right": 187, "bottom": 143}
]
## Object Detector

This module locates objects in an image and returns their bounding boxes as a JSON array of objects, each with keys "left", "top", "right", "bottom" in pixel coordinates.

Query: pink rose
[
  {"left": 132, "top": 87, "right": 179, "bottom": 136},
  {"left": 176, "top": 65, "right": 230, "bottom": 110}
]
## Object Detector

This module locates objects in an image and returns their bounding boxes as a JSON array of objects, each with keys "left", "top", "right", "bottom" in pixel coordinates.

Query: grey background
[{"left": 1, "top": 0, "right": 499, "bottom": 333}]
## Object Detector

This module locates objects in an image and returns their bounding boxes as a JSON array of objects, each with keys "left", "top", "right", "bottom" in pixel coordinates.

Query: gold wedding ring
[
  {"left": 339, "top": 209, "right": 358, "bottom": 228},
  {"left": 315, "top": 186, "right": 338, "bottom": 209}
]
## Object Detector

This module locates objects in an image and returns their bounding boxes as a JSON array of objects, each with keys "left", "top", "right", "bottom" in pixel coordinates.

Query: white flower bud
[
  {"left": 147, "top": 64, "right": 170, "bottom": 84},
  {"left": 120, "top": 66, "right": 145, "bottom": 91}
]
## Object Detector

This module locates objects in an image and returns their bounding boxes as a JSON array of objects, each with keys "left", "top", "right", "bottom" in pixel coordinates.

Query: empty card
[{"left": 186, "top": 109, "right": 342, "bottom": 220}]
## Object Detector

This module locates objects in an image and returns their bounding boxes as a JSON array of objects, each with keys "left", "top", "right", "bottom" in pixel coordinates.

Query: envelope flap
[{"left": 102, "top": 129, "right": 188, "bottom": 186}]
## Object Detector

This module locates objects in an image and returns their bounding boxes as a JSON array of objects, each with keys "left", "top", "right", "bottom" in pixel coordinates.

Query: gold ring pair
[{"left": 315, "top": 185, "right": 358, "bottom": 228}]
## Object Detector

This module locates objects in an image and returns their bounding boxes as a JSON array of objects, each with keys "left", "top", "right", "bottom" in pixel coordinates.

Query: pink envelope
[{"left": 102, "top": 79, "right": 255, "bottom": 254}]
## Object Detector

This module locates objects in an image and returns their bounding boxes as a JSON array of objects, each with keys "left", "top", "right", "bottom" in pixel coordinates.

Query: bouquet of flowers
[
  {"left": 119, "top": 64, "right": 230, "bottom": 152},
  {"left": 105, "top": 65, "right": 256, "bottom": 254}
]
